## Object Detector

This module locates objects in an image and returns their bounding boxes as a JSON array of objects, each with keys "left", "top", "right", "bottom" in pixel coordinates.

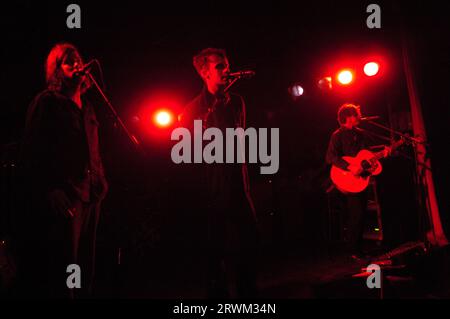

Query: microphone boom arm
[
  {"left": 224, "top": 70, "right": 255, "bottom": 93},
  {"left": 224, "top": 77, "right": 239, "bottom": 93},
  {"left": 87, "top": 72, "right": 142, "bottom": 150},
  {"left": 365, "top": 119, "right": 427, "bottom": 145}
]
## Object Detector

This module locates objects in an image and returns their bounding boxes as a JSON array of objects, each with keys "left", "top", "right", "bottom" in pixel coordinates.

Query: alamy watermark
[
  {"left": 366, "top": 4, "right": 381, "bottom": 29},
  {"left": 171, "top": 120, "right": 279, "bottom": 175},
  {"left": 66, "top": 264, "right": 81, "bottom": 289},
  {"left": 366, "top": 264, "right": 381, "bottom": 289},
  {"left": 66, "top": 4, "right": 81, "bottom": 29}
]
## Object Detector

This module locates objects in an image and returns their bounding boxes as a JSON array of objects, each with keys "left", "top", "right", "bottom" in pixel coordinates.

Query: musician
[
  {"left": 16, "top": 43, "right": 108, "bottom": 298},
  {"left": 179, "top": 48, "right": 259, "bottom": 298},
  {"left": 326, "top": 103, "right": 370, "bottom": 258}
]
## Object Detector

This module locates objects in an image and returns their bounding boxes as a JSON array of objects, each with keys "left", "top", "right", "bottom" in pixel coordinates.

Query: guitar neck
[
  {"left": 373, "top": 139, "right": 404, "bottom": 160},
  {"left": 373, "top": 151, "right": 387, "bottom": 160}
]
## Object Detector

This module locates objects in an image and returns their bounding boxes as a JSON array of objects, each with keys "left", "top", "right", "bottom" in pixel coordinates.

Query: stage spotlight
[
  {"left": 290, "top": 84, "right": 304, "bottom": 97},
  {"left": 154, "top": 110, "right": 173, "bottom": 127},
  {"left": 337, "top": 69, "right": 354, "bottom": 85},
  {"left": 318, "top": 76, "right": 333, "bottom": 90},
  {"left": 364, "top": 62, "right": 379, "bottom": 76}
]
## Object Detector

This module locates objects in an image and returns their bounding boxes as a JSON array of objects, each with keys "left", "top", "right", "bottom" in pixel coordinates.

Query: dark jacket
[
  {"left": 19, "top": 89, "right": 108, "bottom": 204},
  {"left": 180, "top": 87, "right": 256, "bottom": 220}
]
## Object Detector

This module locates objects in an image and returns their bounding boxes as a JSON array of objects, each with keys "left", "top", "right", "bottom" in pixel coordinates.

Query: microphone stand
[
  {"left": 365, "top": 119, "right": 431, "bottom": 171},
  {"left": 365, "top": 119, "right": 427, "bottom": 146},
  {"left": 87, "top": 72, "right": 142, "bottom": 152},
  {"left": 362, "top": 118, "right": 433, "bottom": 262},
  {"left": 224, "top": 77, "right": 239, "bottom": 93},
  {"left": 86, "top": 70, "right": 145, "bottom": 282},
  {"left": 202, "top": 77, "right": 240, "bottom": 128}
]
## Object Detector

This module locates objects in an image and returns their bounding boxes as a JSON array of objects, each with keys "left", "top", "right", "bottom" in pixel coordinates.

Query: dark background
[{"left": 1, "top": 1, "right": 449, "bottom": 297}]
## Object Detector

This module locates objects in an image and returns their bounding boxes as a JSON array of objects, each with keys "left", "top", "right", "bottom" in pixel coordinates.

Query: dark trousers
[
  {"left": 14, "top": 198, "right": 101, "bottom": 299},
  {"left": 206, "top": 193, "right": 259, "bottom": 299},
  {"left": 344, "top": 191, "right": 368, "bottom": 254}
]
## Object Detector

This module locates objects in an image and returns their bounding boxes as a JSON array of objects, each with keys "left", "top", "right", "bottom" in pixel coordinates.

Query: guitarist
[{"left": 326, "top": 103, "right": 373, "bottom": 259}]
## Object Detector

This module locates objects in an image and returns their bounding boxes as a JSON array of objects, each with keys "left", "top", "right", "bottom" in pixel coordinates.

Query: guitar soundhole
[
  {"left": 361, "top": 160, "right": 372, "bottom": 170},
  {"left": 360, "top": 171, "right": 371, "bottom": 178}
]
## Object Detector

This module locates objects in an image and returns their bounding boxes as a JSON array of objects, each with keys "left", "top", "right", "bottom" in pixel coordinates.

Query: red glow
[
  {"left": 337, "top": 70, "right": 354, "bottom": 85},
  {"left": 364, "top": 62, "right": 379, "bottom": 76},
  {"left": 318, "top": 76, "right": 333, "bottom": 90}
]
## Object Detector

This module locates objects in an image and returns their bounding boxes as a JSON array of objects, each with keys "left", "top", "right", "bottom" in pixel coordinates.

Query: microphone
[
  {"left": 73, "top": 60, "right": 96, "bottom": 77},
  {"left": 227, "top": 70, "right": 255, "bottom": 79},
  {"left": 360, "top": 116, "right": 381, "bottom": 121}
]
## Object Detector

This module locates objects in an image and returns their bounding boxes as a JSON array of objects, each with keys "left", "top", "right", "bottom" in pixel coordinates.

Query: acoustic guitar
[{"left": 330, "top": 138, "right": 405, "bottom": 193}]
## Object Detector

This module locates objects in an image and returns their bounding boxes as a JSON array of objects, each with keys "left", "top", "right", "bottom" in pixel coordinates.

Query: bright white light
[
  {"left": 364, "top": 62, "right": 379, "bottom": 76},
  {"left": 291, "top": 85, "right": 304, "bottom": 97},
  {"left": 155, "top": 111, "right": 172, "bottom": 126},
  {"left": 337, "top": 70, "right": 353, "bottom": 85}
]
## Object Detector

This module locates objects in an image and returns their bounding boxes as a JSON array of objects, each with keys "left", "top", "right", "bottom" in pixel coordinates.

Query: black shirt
[{"left": 326, "top": 126, "right": 368, "bottom": 171}]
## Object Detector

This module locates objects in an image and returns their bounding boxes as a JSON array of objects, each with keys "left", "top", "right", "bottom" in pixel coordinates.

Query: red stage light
[
  {"left": 154, "top": 110, "right": 173, "bottom": 127},
  {"left": 318, "top": 76, "right": 333, "bottom": 90},
  {"left": 364, "top": 62, "right": 379, "bottom": 76},
  {"left": 337, "top": 70, "right": 354, "bottom": 85}
]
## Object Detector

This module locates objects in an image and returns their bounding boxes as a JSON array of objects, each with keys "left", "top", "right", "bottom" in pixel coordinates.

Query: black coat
[
  {"left": 19, "top": 89, "right": 108, "bottom": 204},
  {"left": 180, "top": 87, "right": 256, "bottom": 220}
]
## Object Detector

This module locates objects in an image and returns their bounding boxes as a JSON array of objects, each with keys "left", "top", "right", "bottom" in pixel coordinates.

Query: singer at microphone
[
  {"left": 20, "top": 43, "right": 108, "bottom": 298},
  {"left": 179, "top": 47, "right": 259, "bottom": 298}
]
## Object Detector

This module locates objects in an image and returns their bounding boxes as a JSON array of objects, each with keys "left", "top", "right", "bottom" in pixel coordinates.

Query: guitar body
[{"left": 330, "top": 149, "right": 382, "bottom": 194}]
